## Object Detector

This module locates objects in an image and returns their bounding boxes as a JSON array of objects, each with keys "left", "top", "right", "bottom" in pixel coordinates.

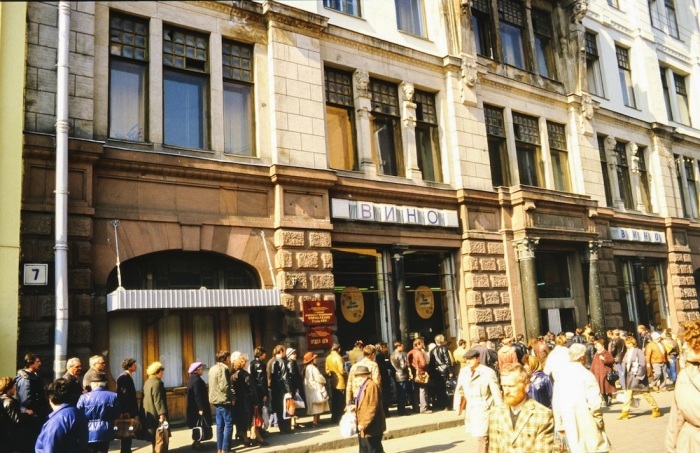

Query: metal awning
[{"left": 107, "top": 288, "right": 281, "bottom": 312}]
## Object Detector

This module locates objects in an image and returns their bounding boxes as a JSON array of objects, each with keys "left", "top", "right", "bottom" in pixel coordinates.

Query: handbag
[
  {"left": 339, "top": 411, "right": 357, "bottom": 438},
  {"left": 114, "top": 416, "right": 141, "bottom": 439},
  {"left": 191, "top": 415, "right": 212, "bottom": 442},
  {"left": 606, "top": 370, "right": 619, "bottom": 385},
  {"left": 293, "top": 392, "right": 306, "bottom": 409},
  {"left": 414, "top": 371, "right": 430, "bottom": 385},
  {"left": 284, "top": 394, "right": 295, "bottom": 419},
  {"left": 155, "top": 424, "right": 170, "bottom": 453},
  {"left": 313, "top": 384, "right": 329, "bottom": 404}
]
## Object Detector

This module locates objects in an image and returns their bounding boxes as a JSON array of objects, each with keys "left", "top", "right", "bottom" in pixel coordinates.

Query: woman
[
  {"left": 303, "top": 352, "right": 329, "bottom": 427},
  {"left": 141, "top": 362, "right": 169, "bottom": 450},
  {"left": 618, "top": 336, "right": 660, "bottom": 419},
  {"left": 522, "top": 355, "right": 552, "bottom": 408},
  {"left": 231, "top": 355, "right": 258, "bottom": 446},
  {"left": 186, "top": 362, "right": 211, "bottom": 450},
  {"left": 497, "top": 337, "right": 518, "bottom": 371},
  {"left": 590, "top": 338, "right": 616, "bottom": 406},
  {"left": 0, "top": 376, "right": 20, "bottom": 452},
  {"left": 667, "top": 320, "right": 700, "bottom": 451}
]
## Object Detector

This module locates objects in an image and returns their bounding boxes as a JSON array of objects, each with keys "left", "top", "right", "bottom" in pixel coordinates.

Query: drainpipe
[{"left": 53, "top": 1, "right": 70, "bottom": 379}]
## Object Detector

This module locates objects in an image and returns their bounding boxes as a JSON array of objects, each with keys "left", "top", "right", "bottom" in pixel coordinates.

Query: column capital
[
  {"left": 588, "top": 240, "right": 603, "bottom": 260},
  {"left": 513, "top": 237, "right": 539, "bottom": 260}
]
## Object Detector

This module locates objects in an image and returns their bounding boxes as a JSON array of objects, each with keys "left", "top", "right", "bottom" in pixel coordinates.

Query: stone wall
[
  {"left": 599, "top": 245, "right": 623, "bottom": 328},
  {"left": 669, "top": 251, "right": 699, "bottom": 322}
]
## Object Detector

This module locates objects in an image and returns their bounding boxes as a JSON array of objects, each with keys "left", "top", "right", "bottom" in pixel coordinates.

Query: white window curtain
[
  {"left": 547, "top": 309, "right": 562, "bottom": 334},
  {"left": 109, "top": 317, "right": 144, "bottom": 391},
  {"left": 229, "top": 313, "right": 254, "bottom": 362},
  {"left": 193, "top": 315, "right": 215, "bottom": 384},
  {"left": 109, "top": 60, "right": 146, "bottom": 141},
  {"left": 158, "top": 315, "right": 183, "bottom": 388}
]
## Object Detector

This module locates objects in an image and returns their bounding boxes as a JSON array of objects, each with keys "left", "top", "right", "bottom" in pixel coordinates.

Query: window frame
[
  {"left": 614, "top": 141, "right": 634, "bottom": 209},
  {"left": 675, "top": 154, "right": 689, "bottom": 218},
  {"left": 673, "top": 73, "right": 691, "bottom": 126},
  {"left": 513, "top": 112, "right": 543, "bottom": 187},
  {"left": 323, "top": 0, "right": 361, "bottom": 16},
  {"left": 665, "top": 0, "right": 680, "bottom": 38},
  {"left": 485, "top": 104, "right": 510, "bottom": 187},
  {"left": 324, "top": 66, "right": 358, "bottom": 171},
  {"left": 685, "top": 158, "right": 699, "bottom": 218},
  {"left": 547, "top": 121, "right": 570, "bottom": 192},
  {"left": 497, "top": 0, "right": 526, "bottom": 70},
  {"left": 222, "top": 39, "right": 255, "bottom": 156},
  {"left": 637, "top": 147, "right": 653, "bottom": 213},
  {"left": 597, "top": 136, "right": 613, "bottom": 207},
  {"left": 615, "top": 45, "right": 636, "bottom": 108},
  {"left": 472, "top": 0, "right": 495, "bottom": 59},
  {"left": 585, "top": 32, "right": 605, "bottom": 97},
  {"left": 414, "top": 90, "right": 443, "bottom": 182},
  {"left": 369, "top": 78, "right": 404, "bottom": 177},
  {"left": 532, "top": 8, "right": 555, "bottom": 79},
  {"left": 395, "top": 0, "right": 426, "bottom": 37}
]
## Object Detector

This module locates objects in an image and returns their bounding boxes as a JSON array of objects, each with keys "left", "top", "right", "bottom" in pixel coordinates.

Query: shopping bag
[
  {"left": 261, "top": 404, "right": 270, "bottom": 430},
  {"left": 113, "top": 416, "right": 141, "bottom": 439},
  {"left": 339, "top": 411, "right": 357, "bottom": 438},
  {"left": 414, "top": 371, "right": 429, "bottom": 385},
  {"left": 284, "top": 394, "right": 295, "bottom": 419},
  {"left": 293, "top": 392, "right": 306, "bottom": 409},
  {"left": 254, "top": 406, "right": 263, "bottom": 429},
  {"left": 191, "top": 415, "right": 212, "bottom": 442},
  {"left": 313, "top": 385, "right": 329, "bottom": 404},
  {"left": 155, "top": 424, "right": 170, "bottom": 453}
]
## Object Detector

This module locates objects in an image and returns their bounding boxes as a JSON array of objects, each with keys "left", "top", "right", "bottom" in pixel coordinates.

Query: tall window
[
  {"left": 109, "top": 14, "right": 148, "bottom": 141},
  {"left": 485, "top": 105, "right": 509, "bottom": 187},
  {"left": 395, "top": 0, "right": 425, "bottom": 36},
  {"left": 472, "top": 0, "right": 494, "bottom": 58},
  {"left": 615, "top": 142, "right": 634, "bottom": 209},
  {"left": 163, "top": 26, "right": 208, "bottom": 149},
  {"left": 369, "top": 79, "right": 403, "bottom": 176},
  {"left": 414, "top": 90, "right": 442, "bottom": 182},
  {"left": 676, "top": 155, "right": 689, "bottom": 217},
  {"left": 674, "top": 73, "right": 691, "bottom": 126},
  {"left": 661, "top": 67, "right": 673, "bottom": 121},
  {"left": 607, "top": 0, "right": 619, "bottom": 7},
  {"left": 685, "top": 158, "right": 699, "bottom": 218},
  {"left": 223, "top": 40, "right": 253, "bottom": 155},
  {"left": 323, "top": 0, "right": 360, "bottom": 16},
  {"left": 513, "top": 112, "right": 542, "bottom": 187},
  {"left": 325, "top": 67, "right": 357, "bottom": 170},
  {"left": 598, "top": 136, "right": 613, "bottom": 207},
  {"left": 665, "top": 0, "right": 679, "bottom": 38},
  {"left": 498, "top": 0, "right": 525, "bottom": 69},
  {"left": 637, "top": 147, "right": 653, "bottom": 213},
  {"left": 648, "top": 0, "right": 661, "bottom": 28},
  {"left": 615, "top": 46, "right": 636, "bottom": 108},
  {"left": 585, "top": 32, "right": 605, "bottom": 97},
  {"left": 532, "top": 9, "right": 555, "bottom": 78},
  {"left": 547, "top": 122, "right": 570, "bottom": 192}
]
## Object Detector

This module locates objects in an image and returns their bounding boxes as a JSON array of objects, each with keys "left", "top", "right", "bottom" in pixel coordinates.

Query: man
[
  {"left": 584, "top": 335, "right": 596, "bottom": 369},
  {"left": 16, "top": 352, "right": 49, "bottom": 453},
  {"left": 406, "top": 338, "right": 430, "bottom": 414},
  {"left": 83, "top": 355, "right": 106, "bottom": 392},
  {"left": 63, "top": 357, "right": 84, "bottom": 402},
  {"left": 646, "top": 331, "right": 668, "bottom": 391},
  {"left": 488, "top": 363, "right": 554, "bottom": 452},
  {"left": 552, "top": 344, "right": 610, "bottom": 452},
  {"left": 513, "top": 335, "right": 528, "bottom": 364},
  {"left": 77, "top": 372, "right": 121, "bottom": 453},
  {"left": 638, "top": 324, "right": 651, "bottom": 350},
  {"left": 429, "top": 334, "right": 454, "bottom": 411},
  {"left": 608, "top": 329, "right": 626, "bottom": 388},
  {"left": 347, "top": 345, "right": 381, "bottom": 406},
  {"left": 249, "top": 346, "right": 269, "bottom": 421},
  {"left": 116, "top": 358, "right": 138, "bottom": 453},
  {"left": 662, "top": 329, "right": 680, "bottom": 385},
  {"left": 452, "top": 339, "right": 468, "bottom": 377},
  {"left": 352, "top": 365, "right": 386, "bottom": 453},
  {"left": 349, "top": 340, "right": 364, "bottom": 364},
  {"left": 270, "top": 345, "right": 292, "bottom": 434},
  {"left": 374, "top": 342, "right": 392, "bottom": 415},
  {"left": 325, "top": 343, "right": 347, "bottom": 423},
  {"left": 564, "top": 332, "right": 575, "bottom": 347},
  {"left": 389, "top": 342, "right": 410, "bottom": 415},
  {"left": 35, "top": 378, "right": 89, "bottom": 452},
  {"left": 209, "top": 350, "right": 234, "bottom": 453}
]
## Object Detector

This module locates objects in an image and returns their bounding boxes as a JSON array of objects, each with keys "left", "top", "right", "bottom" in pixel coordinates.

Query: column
[
  {"left": 353, "top": 69, "right": 377, "bottom": 177},
  {"left": 391, "top": 245, "right": 410, "bottom": 349},
  {"left": 400, "top": 82, "right": 422, "bottom": 181},
  {"left": 588, "top": 241, "right": 605, "bottom": 335},
  {"left": 513, "top": 237, "right": 540, "bottom": 341},
  {"left": 628, "top": 143, "right": 644, "bottom": 211}
]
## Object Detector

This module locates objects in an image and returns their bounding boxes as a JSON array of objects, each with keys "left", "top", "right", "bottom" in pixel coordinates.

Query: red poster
[
  {"left": 306, "top": 327, "right": 333, "bottom": 349},
  {"left": 302, "top": 299, "right": 336, "bottom": 326}
]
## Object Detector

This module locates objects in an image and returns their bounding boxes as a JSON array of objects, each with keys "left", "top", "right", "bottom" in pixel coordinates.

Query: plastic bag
[
  {"left": 284, "top": 394, "right": 295, "bottom": 419},
  {"left": 339, "top": 411, "right": 357, "bottom": 438},
  {"left": 293, "top": 392, "right": 306, "bottom": 409},
  {"left": 262, "top": 405, "right": 270, "bottom": 430}
]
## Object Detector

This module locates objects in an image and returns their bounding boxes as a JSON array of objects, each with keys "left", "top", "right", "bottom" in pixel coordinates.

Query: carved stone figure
[
  {"left": 572, "top": 0, "right": 588, "bottom": 23},
  {"left": 462, "top": 55, "right": 477, "bottom": 87},
  {"left": 401, "top": 82, "right": 414, "bottom": 102},
  {"left": 354, "top": 70, "right": 370, "bottom": 96},
  {"left": 581, "top": 94, "right": 594, "bottom": 120}
]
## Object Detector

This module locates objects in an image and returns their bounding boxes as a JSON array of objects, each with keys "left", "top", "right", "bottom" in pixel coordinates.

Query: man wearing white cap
[{"left": 645, "top": 331, "right": 668, "bottom": 391}]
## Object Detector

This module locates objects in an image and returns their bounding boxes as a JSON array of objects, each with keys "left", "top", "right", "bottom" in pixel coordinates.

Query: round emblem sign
[
  {"left": 415, "top": 286, "right": 434, "bottom": 319},
  {"left": 340, "top": 287, "right": 365, "bottom": 323}
]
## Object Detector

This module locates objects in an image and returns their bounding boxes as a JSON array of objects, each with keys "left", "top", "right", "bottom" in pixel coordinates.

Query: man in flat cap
[
  {"left": 352, "top": 365, "right": 385, "bottom": 453},
  {"left": 77, "top": 372, "right": 121, "bottom": 453}
]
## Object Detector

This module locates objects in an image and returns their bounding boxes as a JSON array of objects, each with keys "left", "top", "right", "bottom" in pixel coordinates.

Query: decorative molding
[
  {"left": 610, "top": 20, "right": 633, "bottom": 36},
  {"left": 513, "top": 237, "right": 539, "bottom": 260},
  {"left": 401, "top": 82, "right": 415, "bottom": 102},
  {"left": 628, "top": 143, "right": 640, "bottom": 174},
  {"left": 656, "top": 44, "right": 692, "bottom": 64},
  {"left": 479, "top": 78, "right": 569, "bottom": 108},
  {"left": 571, "top": 0, "right": 588, "bottom": 23},
  {"left": 354, "top": 70, "right": 370, "bottom": 98},
  {"left": 461, "top": 54, "right": 478, "bottom": 88}
]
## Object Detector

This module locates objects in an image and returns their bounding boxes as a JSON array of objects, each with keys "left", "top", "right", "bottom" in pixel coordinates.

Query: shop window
[
  {"left": 325, "top": 67, "right": 357, "bottom": 170},
  {"left": 637, "top": 147, "right": 654, "bottom": 213},
  {"left": 472, "top": 0, "right": 494, "bottom": 58},
  {"left": 614, "top": 141, "right": 634, "bottom": 209},
  {"left": 675, "top": 155, "right": 689, "bottom": 218},
  {"left": 414, "top": 90, "right": 443, "bottom": 182},
  {"left": 193, "top": 315, "right": 214, "bottom": 384},
  {"left": 158, "top": 315, "right": 183, "bottom": 387},
  {"left": 661, "top": 67, "right": 673, "bottom": 121},
  {"left": 513, "top": 112, "right": 542, "bottom": 187},
  {"left": 498, "top": 0, "right": 526, "bottom": 69},
  {"left": 535, "top": 252, "right": 571, "bottom": 299},
  {"left": 108, "top": 317, "right": 144, "bottom": 391},
  {"left": 369, "top": 79, "right": 404, "bottom": 176},
  {"left": 532, "top": 9, "right": 555, "bottom": 79},
  {"left": 395, "top": 0, "right": 425, "bottom": 36},
  {"left": 222, "top": 40, "right": 254, "bottom": 156},
  {"left": 585, "top": 32, "right": 605, "bottom": 97},
  {"left": 485, "top": 104, "right": 510, "bottom": 187},
  {"left": 615, "top": 46, "right": 636, "bottom": 108},
  {"left": 666, "top": 0, "right": 679, "bottom": 38},
  {"left": 323, "top": 0, "right": 360, "bottom": 16},
  {"left": 685, "top": 158, "right": 699, "bottom": 218},
  {"left": 163, "top": 26, "right": 209, "bottom": 149},
  {"left": 109, "top": 13, "right": 148, "bottom": 141},
  {"left": 674, "top": 73, "right": 691, "bottom": 126},
  {"left": 597, "top": 136, "right": 613, "bottom": 207},
  {"left": 547, "top": 121, "right": 570, "bottom": 192}
]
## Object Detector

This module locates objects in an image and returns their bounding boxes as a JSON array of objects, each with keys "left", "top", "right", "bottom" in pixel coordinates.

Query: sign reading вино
[
  {"left": 609, "top": 227, "right": 665, "bottom": 244},
  {"left": 331, "top": 198, "right": 459, "bottom": 228}
]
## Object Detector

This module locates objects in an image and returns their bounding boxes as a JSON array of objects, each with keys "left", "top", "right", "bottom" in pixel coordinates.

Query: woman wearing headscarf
[
  {"left": 231, "top": 355, "right": 257, "bottom": 447},
  {"left": 667, "top": 320, "right": 700, "bottom": 451},
  {"left": 590, "top": 338, "right": 616, "bottom": 406},
  {"left": 618, "top": 336, "right": 660, "bottom": 419},
  {"left": 186, "top": 362, "right": 211, "bottom": 450},
  {"left": 522, "top": 355, "right": 552, "bottom": 409},
  {"left": 141, "top": 362, "right": 169, "bottom": 450},
  {"left": 302, "top": 352, "right": 329, "bottom": 427}
]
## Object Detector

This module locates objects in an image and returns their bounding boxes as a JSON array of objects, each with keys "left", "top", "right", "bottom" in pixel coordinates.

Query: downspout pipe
[{"left": 54, "top": 1, "right": 70, "bottom": 379}]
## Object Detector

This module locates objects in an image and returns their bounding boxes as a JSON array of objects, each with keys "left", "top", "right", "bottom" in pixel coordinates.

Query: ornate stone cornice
[
  {"left": 262, "top": 1, "right": 329, "bottom": 36},
  {"left": 480, "top": 77, "right": 569, "bottom": 109}
]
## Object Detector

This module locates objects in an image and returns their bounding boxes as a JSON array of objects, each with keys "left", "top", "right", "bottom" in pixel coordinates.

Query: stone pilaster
[
  {"left": 588, "top": 241, "right": 605, "bottom": 335},
  {"left": 513, "top": 237, "right": 540, "bottom": 340}
]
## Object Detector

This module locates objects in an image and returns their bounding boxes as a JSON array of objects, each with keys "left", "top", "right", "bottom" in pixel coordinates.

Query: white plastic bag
[
  {"left": 339, "top": 411, "right": 357, "bottom": 438},
  {"left": 293, "top": 392, "right": 306, "bottom": 409},
  {"left": 262, "top": 405, "right": 270, "bottom": 430}
]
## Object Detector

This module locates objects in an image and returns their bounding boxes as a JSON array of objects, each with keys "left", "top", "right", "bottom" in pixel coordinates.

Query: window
[
  {"left": 547, "top": 122, "right": 570, "bottom": 192},
  {"left": 395, "top": 0, "right": 425, "bottom": 36},
  {"left": 597, "top": 136, "right": 613, "bottom": 207},
  {"left": 661, "top": 67, "right": 673, "bottom": 121},
  {"left": 585, "top": 32, "right": 605, "bottom": 97},
  {"left": 685, "top": 158, "right": 699, "bottom": 218},
  {"left": 485, "top": 105, "right": 510, "bottom": 187},
  {"left": 666, "top": 0, "right": 679, "bottom": 38},
  {"left": 513, "top": 112, "right": 542, "bottom": 187},
  {"left": 615, "top": 142, "right": 634, "bottom": 209},
  {"left": 637, "top": 147, "right": 653, "bottom": 213},
  {"left": 323, "top": 0, "right": 360, "bottom": 16},
  {"left": 325, "top": 67, "right": 357, "bottom": 170},
  {"left": 109, "top": 14, "right": 148, "bottom": 141},
  {"left": 607, "top": 0, "right": 619, "bottom": 7},
  {"left": 649, "top": 0, "right": 661, "bottom": 28},
  {"left": 532, "top": 9, "right": 555, "bottom": 78},
  {"left": 163, "top": 26, "right": 208, "bottom": 149},
  {"left": 369, "top": 79, "right": 403, "bottom": 176},
  {"left": 158, "top": 315, "right": 182, "bottom": 388},
  {"left": 615, "top": 46, "right": 636, "bottom": 108},
  {"left": 472, "top": 0, "right": 494, "bottom": 58},
  {"left": 223, "top": 40, "right": 254, "bottom": 156},
  {"left": 674, "top": 73, "right": 691, "bottom": 126},
  {"left": 535, "top": 252, "right": 571, "bottom": 298},
  {"left": 676, "top": 155, "right": 689, "bottom": 217},
  {"left": 414, "top": 91, "right": 442, "bottom": 182},
  {"left": 498, "top": 0, "right": 525, "bottom": 69}
]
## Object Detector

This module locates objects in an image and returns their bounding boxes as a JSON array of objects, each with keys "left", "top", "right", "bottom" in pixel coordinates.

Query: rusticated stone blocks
[
  {"left": 275, "top": 230, "right": 305, "bottom": 247},
  {"left": 485, "top": 325, "right": 504, "bottom": 339},
  {"left": 467, "top": 291, "right": 482, "bottom": 306},
  {"left": 467, "top": 241, "right": 486, "bottom": 254},
  {"left": 297, "top": 252, "right": 319, "bottom": 269},
  {"left": 276, "top": 250, "right": 293, "bottom": 269},
  {"left": 22, "top": 215, "right": 53, "bottom": 235},
  {"left": 19, "top": 322, "right": 53, "bottom": 346},
  {"left": 308, "top": 231, "right": 331, "bottom": 248},
  {"left": 68, "top": 217, "right": 92, "bottom": 237},
  {"left": 310, "top": 273, "right": 334, "bottom": 290},
  {"left": 320, "top": 252, "right": 333, "bottom": 269},
  {"left": 483, "top": 291, "right": 500, "bottom": 305},
  {"left": 493, "top": 308, "right": 511, "bottom": 322}
]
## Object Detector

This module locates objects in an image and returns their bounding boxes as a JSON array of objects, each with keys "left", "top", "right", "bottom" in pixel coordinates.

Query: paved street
[{"left": 109, "top": 390, "right": 674, "bottom": 452}]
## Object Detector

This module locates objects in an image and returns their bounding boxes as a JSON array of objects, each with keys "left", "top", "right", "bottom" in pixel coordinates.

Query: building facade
[{"left": 18, "top": 0, "right": 700, "bottom": 419}]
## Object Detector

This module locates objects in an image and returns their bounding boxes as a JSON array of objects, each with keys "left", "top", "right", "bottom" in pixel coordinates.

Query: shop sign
[
  {"left": 415, "top": 286, "right": 435, "bottom": 319},
  {"left": 307, "top": 326, "right": 333, "bottom": 349},
  {"left": 331, "top": 198, "right": 459, "bottom": 228},
  {"left": 302, "top": 299, "right": 336, "bottom": 325},
  {"left": 340, "top": 286, "right": 365, "bottom": 323},
  {"left": 610, "top": 227, "right": 665, "bottom": 244}
]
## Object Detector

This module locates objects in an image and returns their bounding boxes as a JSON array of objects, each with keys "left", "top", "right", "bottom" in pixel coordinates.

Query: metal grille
[
  {"left": 585, "top": 32, "right": 598, "bottom": 59},
  {"left": 163, "top": 26, "right": 208, "bottom": 72},
  {"left": 615, "top": 142, "right": 628, "bottom": 166},
  {"left": 222, "top": 41, "right": 252, "bottom": 82},
  {"left": 484, "top": 105, "right": 505, "bottom": 137},
  {"left": 547, "top": 122, "right": 567, "bottom": 150},
  {"left": 110, "top": 14, "right": 148, "bottom": 60},
  {"left": 473, "top": 0, "right": 491, "bottom": 14},
  {"left": 674, "top": 73, "right": 687, "bottom": 96},
  {"left": 498, "top": 0, "right": 524, "bottom": 26},
  {"left": 615, "top": 46, "right": 630, "bottom": 70},
  {"left": 325, "top": 67, "right": 353, "bottom": 107},
  {"left": 415, "top": 90, "right": 437, "bottom": 124},
  {"left": 513, "top": 113, "right": 539, "bottom": 144},
  {"left": 369, "top": 79, "right": 399, "bottom": 116},
  {"left": 532, "top": 9, "right": 551, "bottom": 37}
]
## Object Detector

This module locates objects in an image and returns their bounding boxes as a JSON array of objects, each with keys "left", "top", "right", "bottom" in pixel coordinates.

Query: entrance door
[{"left": 616, "top": 259, "right": 670, "bottom": 332}]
